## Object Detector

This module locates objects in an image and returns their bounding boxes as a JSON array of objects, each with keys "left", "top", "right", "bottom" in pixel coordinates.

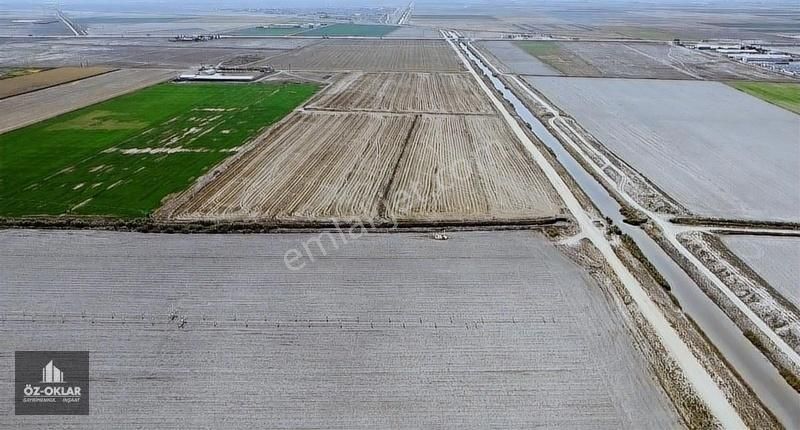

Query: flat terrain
[
  {"left": 0, "top": 69, "right": 176, "bottom": 134},
  {"left": 0, "top": 66, "right": 112, "bottom": 100},
  {"left": 386, "top": 115, "right": 562, "bottom": 222},
  {"left": 0, "top": 230, "right": 681, "bottom": 429},
  {"left": 166, "top": 109, "right": 562, "bottom": 224},
  {"left": 227, "top": 26, "right": 304, "bottom": 36},
  {"left": 730, "top": 82, "right": 800, "bottom": 115},
  {"left": 0, "top": 82, "right": 317, "bottom": 217},
  {"left": 722, "top": 235, "right": 800, "bottom": 310},
  {"left": 0, "top": 17, "right": 71, "bottom": 36},
  {"left": 308, "top": 72, "right": 495, "bottom": 114},
  {"left": 515, "top": 41, "right": 789, "bottom": 81},
  {"left": 0, "top": 37, "right": 308, "bottom": 68},
  {"left": 167, "top": 111, "right": 413, "bottom": 222},
  {"left": 299, "top": 23, "right": 399, "bottom": 37},
  {"left": 477, "top": 41, "right": 562, "bottom": 76},
  {"left": 528, "top": 77, "right": 800, "bottom": 221},
  {"left": 261, "top": 40, "right": 463, "bottom": 72}
]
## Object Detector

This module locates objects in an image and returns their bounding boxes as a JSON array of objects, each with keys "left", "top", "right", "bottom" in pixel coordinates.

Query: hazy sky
[{"left": 1, "top": 0, "right": 796, "bottom": 14}]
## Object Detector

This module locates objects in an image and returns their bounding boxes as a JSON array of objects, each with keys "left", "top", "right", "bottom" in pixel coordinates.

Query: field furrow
[
  {"left": 386, "top": 115, "right": 563, "bottom": 222},
  {"left": 309, "top": 72, "right": 495, "bottom": 114},
  {"left": 168, "top": 112, "right": 415, "bottom": 222}
]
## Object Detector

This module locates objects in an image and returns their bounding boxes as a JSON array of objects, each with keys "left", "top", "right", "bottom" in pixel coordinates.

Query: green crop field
[
  {"left": 730, "top": 81, "right": 800, "bottom": 115},
  {"left": 299, "top": 23, "right": 398, "bottom": 37},
  {"left": 0, "top": 82, "right": 318, "bottom": 218}
]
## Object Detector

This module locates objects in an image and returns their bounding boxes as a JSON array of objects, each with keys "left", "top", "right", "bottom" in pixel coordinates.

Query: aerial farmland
[{"left": 1, "top": 1, "right": 799, "bottom": 428}]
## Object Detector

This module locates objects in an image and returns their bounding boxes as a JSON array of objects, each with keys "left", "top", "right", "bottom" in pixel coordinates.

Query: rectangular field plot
[
  {"left": 166, "top": 111, "right": 563, "bottom": 224},
  {"left": 722, "top": 235, "right": 800, "bottom": 310},
  {"left": 0, "top": 66, "right": 113, "bottom": 99},
  {"left": 0, "top": 230, "right": 681, "bottom": 429},
  {"left": 166, "top": 112, "right": 415, "bottom": 222},
  {"left": 516, "top": 41, "right": 788, "bottom": 80},
  {"left": 386, "top": 115, "right": 563, "bottom": 222},
  {"left": 730, "top": 82, "right": 800, "bottom": 115},
  {"left": 529, "top": 77, "right": 800, "bottom": 222},
  {"left": 477, "top": 41, "right": 562, "bottom": 76},
  {"left": 298, "top": 23, "right": 399, "bottom": 37},
  {"left": 262, "top": 39, "right": 463, "bottom": 72},
  {"left": 308, "top": 72, "right": 495, "bottom": 114},
  {"left": 0, "top": 69, "right": 176, "bottom": 134},
  {"left": 0, "top": 82, "right": 318, "bottom": 217}
]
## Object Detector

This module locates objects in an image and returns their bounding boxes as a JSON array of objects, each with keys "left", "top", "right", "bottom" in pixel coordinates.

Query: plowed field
[
  {"left": 308, "top": 72, "right": 495, "bottom": 114},
  {"left": 386, "top": 115, "right": 562, "bottom": 222},
  {"left": 0, "top": 66, "right": 113, "bottom": 99},
  {"left": 166, "top": 112, "right": 563, "bottom": 224},
  {"left": 166, "top": 112, "right": 415, "bottom": 222},
  {"left": 262, "top": 40, "right": 463, "bottom": 72}
]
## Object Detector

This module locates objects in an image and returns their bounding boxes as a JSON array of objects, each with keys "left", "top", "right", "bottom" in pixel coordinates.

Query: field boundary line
[
  {"left": 378, "top": 114, "right": 420, "bottom": 219},
  {"left": 0, "top": 68, "right": 118, "bottom": 101}
]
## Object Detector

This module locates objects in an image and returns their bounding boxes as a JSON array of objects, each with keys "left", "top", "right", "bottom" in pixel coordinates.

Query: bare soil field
[
  {"left": 0, "top": 69, "right": 176, "bottom": 134},
  {"left": 165, "top": 111, "right": 415, "bottom": 222},
  {"left": 517, "top": 41, "right": 792, "bottom": 81},
  {"left": 409, "top": 14, "right": 515, "bottom": 33},
  {"left": 528, "top": 77, "right": 800, "bottom": 222},
  {"left": 0, "top": 17, "right": 71, "bottom": 37},
  {"left": 629, "top": 43, "right": 791, "bottom": 81},
  {"left": 0, "top": 66, "right": 112, "bottom": 99},
  {"left": 260, "top": 39, "right": 463, "bottom": 72},
  {"left": 722, "top": 235, "right": 800, "bottom": 310},
  {"left": 308, "top": 72, "right": 495, "bottom": 114},
  {"left": 384, "top": 25, "right": 442, "bottom": 39},
  {"left": 386, "top": 115, "right": 563, "bottom": 222},
  {"left": 0, "top": 38, "right": 298, "bottom": 69},
  {"left": 476, "top": 41, "right": 562, "bottom": 76},
  {"left": 0, "top": 230, "right": 681, "bottom": 428}
]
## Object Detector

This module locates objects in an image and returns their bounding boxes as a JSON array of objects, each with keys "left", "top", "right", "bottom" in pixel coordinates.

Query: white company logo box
[
  {"left": 15, "top": 351, "right": 89, "bottom": 415},
  {"left": 42, "top": 360, "right": 64, "bottom": 383}
]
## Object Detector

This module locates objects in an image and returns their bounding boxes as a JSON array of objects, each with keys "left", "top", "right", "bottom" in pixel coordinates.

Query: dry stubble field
[
  {"left": 164, "top": 62, "right": 564, "bottom": 225},
  {"left": 261, "top": 39, "right": 464, "bottom": 72},
  {"left": 165, "top": 111, "right": 415, "bottom": 222},
  {"left": 0, "top": 66, "right": 113, "bottom": 99},
  {"left": 0, "top": 69, "right": 177, "bottom": 134},
  {"left": 386, "top": 115, "right": 562, "bottom": 222},
  {"left": 165, "top": 107, "right": 563, "bottom": 224},
  {"left": 308, "top": 72, "right": 495, "bottom": 114}
]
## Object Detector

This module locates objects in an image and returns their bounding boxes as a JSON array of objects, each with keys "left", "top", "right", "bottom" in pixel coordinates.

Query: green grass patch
[
  {"left": 515, "top": 41, "right": 562, "bottom": 58},
  {"left": 729, "top": 81, "right": 800, "bottom": 115},
  {"left": 298, "top": 23, "right": 398, "bottom": 37},
  {"left": 0, "top": 82, "right": 318, "bottom": 218},
  {"left": 228, "top": 26, "right": 304, "bottom": 36}
]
